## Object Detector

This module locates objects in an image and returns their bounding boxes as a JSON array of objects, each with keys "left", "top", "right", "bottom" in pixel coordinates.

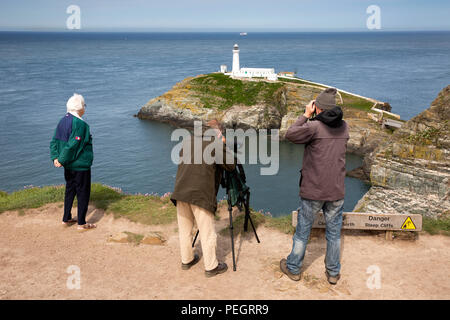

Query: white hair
[{"left": 66, "top": 93, "right": 85, "bottom": 112}]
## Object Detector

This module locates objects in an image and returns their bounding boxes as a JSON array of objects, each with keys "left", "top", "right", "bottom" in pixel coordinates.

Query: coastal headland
[{"left": 137, "top": 73, "right": 395, "bottom": 157}]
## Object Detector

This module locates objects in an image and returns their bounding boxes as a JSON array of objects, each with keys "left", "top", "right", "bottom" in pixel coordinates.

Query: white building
[
  {"left": 232, "top": 44, "right": 240, "bottom": 74},
  {"left": 221, "top": 44, "right": 278, "bottom": 81}
]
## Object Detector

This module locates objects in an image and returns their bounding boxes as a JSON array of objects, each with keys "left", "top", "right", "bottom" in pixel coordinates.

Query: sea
[{"left": 1, "top": 31, "right": 449, "bottom": 216}]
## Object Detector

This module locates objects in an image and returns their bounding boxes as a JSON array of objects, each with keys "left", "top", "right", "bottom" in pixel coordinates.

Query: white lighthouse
[
  {"left": 220, "top": 44, "right": 278, "bottom": 81},
  {"left": 232, "top": 44, "right": 240, "bottom": 74}
]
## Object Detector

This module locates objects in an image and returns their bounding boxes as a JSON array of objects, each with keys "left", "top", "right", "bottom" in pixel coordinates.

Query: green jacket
[
  {"left": 50, "top": 113, "right": 93, "bottom": 171},
  {"left": 171, "top": 137, "right": 235, "bottom": 214}
]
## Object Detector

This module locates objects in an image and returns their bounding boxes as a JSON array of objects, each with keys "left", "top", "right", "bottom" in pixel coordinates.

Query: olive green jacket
[{"left": 171, "top": 137, "right": 235, "bottom": 214}]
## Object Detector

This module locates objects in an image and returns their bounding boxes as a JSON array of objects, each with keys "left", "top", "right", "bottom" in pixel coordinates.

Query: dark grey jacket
[{"left": 285, "top": 115, "right": 349, "bottom": 201}]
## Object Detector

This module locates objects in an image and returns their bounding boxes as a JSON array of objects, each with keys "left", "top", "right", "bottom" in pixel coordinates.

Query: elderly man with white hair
[{"left": 50, "top": 93, "right": 96, "bottom": 230}]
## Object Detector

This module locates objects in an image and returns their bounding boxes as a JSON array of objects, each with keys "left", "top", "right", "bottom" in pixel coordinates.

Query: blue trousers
[{"left": 287, "top": 197, "right": 344, "bottom": 277}]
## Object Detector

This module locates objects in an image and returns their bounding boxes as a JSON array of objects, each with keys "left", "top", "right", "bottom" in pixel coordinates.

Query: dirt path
[{"left": 0, "top": 203, "right": 449, "bottom": 300}]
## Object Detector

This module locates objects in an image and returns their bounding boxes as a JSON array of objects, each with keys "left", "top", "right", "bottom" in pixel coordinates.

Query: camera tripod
[{"left": 192, "top": 167, "right": 260, "bottom": 271}]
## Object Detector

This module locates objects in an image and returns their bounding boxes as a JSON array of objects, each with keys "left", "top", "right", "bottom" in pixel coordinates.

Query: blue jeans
[{"left": 286, "top": 197, "right": 344, "bottom": 277}]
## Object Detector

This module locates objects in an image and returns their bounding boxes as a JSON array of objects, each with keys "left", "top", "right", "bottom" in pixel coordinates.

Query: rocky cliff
[
  {"left": 138, "top": 73, "right": 392, "bottom": 156},
  {"left": 355, "top": 86, "right": 450, "bottom": 218}
]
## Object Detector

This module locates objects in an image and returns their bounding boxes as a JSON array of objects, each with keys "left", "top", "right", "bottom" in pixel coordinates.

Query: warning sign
[
  {"left": 292, "top": 212, "right": 422, "bottom": 231},
  {"left": 401, "top": 216, "right": 416, "bottom": 230}
]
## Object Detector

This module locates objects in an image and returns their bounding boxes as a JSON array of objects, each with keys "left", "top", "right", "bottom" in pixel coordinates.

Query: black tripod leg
[
  {"left": 228, "top": 198, "right": 237, "bottom": 271},
  {"left": 244, "top": 193, "right": 250, "bottom": 232},
  {"left": 247, "top": 213, "right": 260, "bottom": 243},
  {"left": 243, "top": 192, "right": 260, "bottom": 243},
  {"left": 192, "top": 230, "right": 199, "bottom": 248}
]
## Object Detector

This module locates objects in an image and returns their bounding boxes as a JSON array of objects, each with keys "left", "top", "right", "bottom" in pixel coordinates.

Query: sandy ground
[{"left": 0, "top": 203, "right": 449, "bottom": 300}]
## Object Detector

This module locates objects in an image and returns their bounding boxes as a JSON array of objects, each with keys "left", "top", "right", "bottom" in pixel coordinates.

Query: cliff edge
[{"left": 355, "top": 86, "right": 450, "bottom": 218}]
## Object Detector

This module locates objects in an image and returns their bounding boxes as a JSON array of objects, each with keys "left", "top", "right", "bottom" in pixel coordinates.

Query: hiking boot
[
  {"left": 325, "top": 271, "right": 341, "bottom": 285},
  {"left": 205, "top": 262, "right": 228, "bottom": 278},
  {"left": 280, "top": 258, "right": 301, "bottom": 281},
  {"left": 181, "top": 254, "right": 200, "bottom": 270}
]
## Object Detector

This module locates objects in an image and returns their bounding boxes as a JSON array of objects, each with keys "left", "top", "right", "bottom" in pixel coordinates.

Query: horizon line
[{"left": 1, "top": 29, "right": 450, "bottom": 33}]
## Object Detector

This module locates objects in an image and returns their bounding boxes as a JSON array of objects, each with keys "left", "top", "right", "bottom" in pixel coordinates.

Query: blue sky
[{"left": 0, "top": 0, "right": 449, "bottom": 31}]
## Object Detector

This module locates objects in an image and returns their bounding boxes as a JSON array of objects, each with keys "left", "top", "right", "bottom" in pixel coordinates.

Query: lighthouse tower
[{"left": 232, "top": 44, "right": 240, "bottom": 75}]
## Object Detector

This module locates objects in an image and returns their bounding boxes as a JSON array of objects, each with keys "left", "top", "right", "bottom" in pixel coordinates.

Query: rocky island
[
  {"left": 137, "top": 73, "right": 395, "bottom": 156},
  {"left": 137, "top": 73, "right": 449, "bottom": 218}
]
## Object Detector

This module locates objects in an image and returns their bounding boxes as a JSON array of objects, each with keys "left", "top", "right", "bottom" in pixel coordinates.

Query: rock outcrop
[{"left": 355, "top": 86, "right": 450, "bottom": 218}]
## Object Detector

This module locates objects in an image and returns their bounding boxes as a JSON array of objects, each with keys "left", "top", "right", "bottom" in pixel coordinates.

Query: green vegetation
[
  {"left": 404, "top": 121, "right": 448, "bottom": 147},
  {"left": 220, "top": 210, "right": 295, "bottom": 236},
  {"left": 338, "top": 92, "right": 374, "bottom": 112},
  {"left": 190, "top": 73, "right": 284, "bottom": 110},
  {"left": 0, "top": 184, "right": 177, "bottom": 225},
  {"left": 0, "top": 185, "right": 66, "bottom": 213},
  {"left": 0, "top": 184, "right": 295, "bottom": 232},
  {"left": 423, "top": 216, "right": 450, "bottom": 236},
  {"left": 107, "top": 193, "right": 176, "bottom": 225},
  {"left": 187, "top": 73, "right": 378, "bottom": 113},
  {"left": 123, "top": 231, "right": 145, "bottom": 245},
  {"left": 4, "top": 184, "right": 450, "bottom": 237},
  {"left": 279, "top": 77, "right": 375, "bottom": 112},
  {"left": 278, "top": 77, "right": 327, "bottom": 88},
  {"left": 265, "top": 214, "right": 296, "bottom": 234}
]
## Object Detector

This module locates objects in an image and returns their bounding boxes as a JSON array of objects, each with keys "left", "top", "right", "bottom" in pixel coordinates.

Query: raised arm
[
  {"left": 285, "top": 100, "right": 317, "bottom": 144},
  {"left": 285, "top": 115, "right": 317, "bottom": 144}
]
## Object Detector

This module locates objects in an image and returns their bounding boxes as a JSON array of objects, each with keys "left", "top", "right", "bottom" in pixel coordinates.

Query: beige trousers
[{"left": 176, "top": 201, "right": 218, "bottom": 271}]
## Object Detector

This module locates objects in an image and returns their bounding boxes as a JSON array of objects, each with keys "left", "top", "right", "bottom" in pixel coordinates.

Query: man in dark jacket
[
  {"left": 50, "top": 93, "right": 95, "bottom": 231},
  {"left": 171, "top": 120, "right": 235, "bottom": 277},
  {"left": 280, "top": 88, "right": 349, "bottom": 285}
]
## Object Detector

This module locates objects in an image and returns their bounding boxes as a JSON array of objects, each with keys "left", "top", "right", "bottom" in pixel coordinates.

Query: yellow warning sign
[{"left": 401, "top": 216, "right": 416, "bottom": 230}]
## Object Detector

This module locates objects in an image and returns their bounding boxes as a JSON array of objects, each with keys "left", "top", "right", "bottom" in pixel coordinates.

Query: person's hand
[
  {"left": 53, "top": 159, "right": 62, "bottom": 168},
  {"left": 216, "top": 129, "right": 226, "bottom": 144},
  {"left": 304, "top": 100, "right": 316, "bottom": 118}
]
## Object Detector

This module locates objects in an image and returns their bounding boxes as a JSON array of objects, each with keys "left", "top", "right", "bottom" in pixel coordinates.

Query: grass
[
  {"left": 190, "top": 73, "right": 284, "bottom": 110},
  {"left": 279, "top": 77, "right": 375, "bottom": 112},
  {"left": 423, "top": 216, "right": 450, "bottom": 236},
  {"left": 338, "top": 92, "right": 375, "bottom": 112},
  {"left": 0, "top": 185, "right": 66, "bottom": 213},
  {"left": 107, "top": 194, "right": 176, "bottom": 225},
  {"left": 186, "top": 73, "right": 378, "bottom": 114},
  {"left": 278, "top": 77, "right": 327, "bottom": 88},
  {"left": 0, "top": 183, "right": 177, "bottom": 225},
  {"left": 265, "top": 214, "right": 295, "bottom": 234},
  {"left": 220, "top": 210, "right": 295, "bottom": 236},
  {"left": 6, "top": 184, "right": 448, "bottom": 237},
  {"left": 123, "top": 231, "right": 145, "bottom": 245}
]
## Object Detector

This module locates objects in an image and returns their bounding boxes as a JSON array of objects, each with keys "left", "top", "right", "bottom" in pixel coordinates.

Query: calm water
[{"left": 1, "top": 32, "right": 449, "bottom": 216}]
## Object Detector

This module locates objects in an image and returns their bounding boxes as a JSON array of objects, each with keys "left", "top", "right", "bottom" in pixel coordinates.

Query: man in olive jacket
[
  {"left": 280, "top": 88, "right": 349, "bottom": 285},
  {"left": 171, "top": 120, "right": 235, "bottom": 277}
]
